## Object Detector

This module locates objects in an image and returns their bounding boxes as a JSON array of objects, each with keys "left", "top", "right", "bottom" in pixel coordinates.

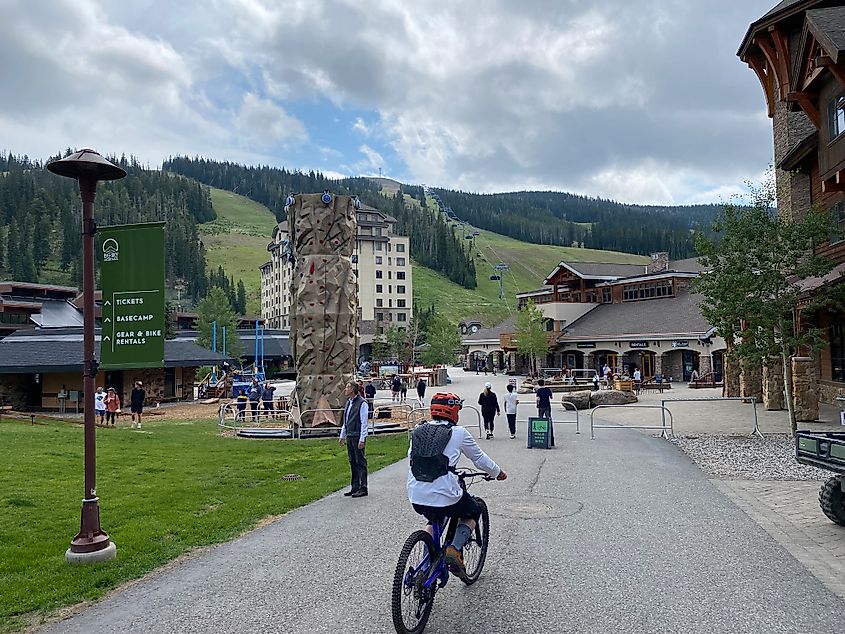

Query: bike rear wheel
[
  {"left": 461, "top": 496, "right": 489, "bottom": 584},
  {"left": 392, "top": 530, "right": 438, "bottom": 634}
]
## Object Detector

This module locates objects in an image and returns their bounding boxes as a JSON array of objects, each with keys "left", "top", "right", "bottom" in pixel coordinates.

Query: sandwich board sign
[
  {"left": 527, "top": 417, "right": 552, "bottom": 449},
  {"left": 99, "top": 222, "right": 166, "bottom": 370}
]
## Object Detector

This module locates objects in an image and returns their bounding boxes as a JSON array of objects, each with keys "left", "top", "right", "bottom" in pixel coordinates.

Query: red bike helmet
[{"left": 430, "top": 392, "right": 463, "bottom": 423}]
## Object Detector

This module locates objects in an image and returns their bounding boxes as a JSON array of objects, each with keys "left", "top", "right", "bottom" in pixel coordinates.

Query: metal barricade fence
[
  {"left": 218, "top": 400, "right": 292, "bottom": 434},
  {"left": 660, "top": 396, "right": 762, "bottom": 438},
  {"left": 560, "top": 401, "right": 581, "bottom": 434},
  {"left": 589, "top": 405, "right": 675, "bottom": 440},
  {"left": 407, "top": 404, "right": 483, "bottom": 439}
]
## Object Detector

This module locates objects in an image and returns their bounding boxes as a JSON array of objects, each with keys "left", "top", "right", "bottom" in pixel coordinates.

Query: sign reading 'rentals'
[{"left": 99, "top": 222, "right": 166, "bottom": 370}]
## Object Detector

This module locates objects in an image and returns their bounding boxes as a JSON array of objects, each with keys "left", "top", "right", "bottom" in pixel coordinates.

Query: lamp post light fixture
[{"left": 47, "top": 149, "right": 126, "bottom": 564}]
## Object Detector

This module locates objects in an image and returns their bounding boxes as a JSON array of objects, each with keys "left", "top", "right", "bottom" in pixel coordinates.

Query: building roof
[
  {"left": 0, "top": 281, "right": 79, "bottom": 296},
  {"left": 28, "top": 299, "right": 85, "bottom": 328},
  {"left": 805, "top": 7, "right": 845, "bottom": 59},
  {"left": 739, "top": 0, "right": 820, "bottom": 58},
  {"left": 463, "top": 316, "right": 517, "bottom": 342},
  {"left": 667, "top": 257, "right": 710, "bottom": 273},
  {"left": 0, "top": 328, "right": 223, "bottom": 374},
  {"left": 558, "top": 290, "right": 714, "bottom": 342},
  {"left": 544, "top": 261, "right": 647, "bottom": 284},
  {"left": 796, "top": 260, "right": 845, "bottom": 293}
]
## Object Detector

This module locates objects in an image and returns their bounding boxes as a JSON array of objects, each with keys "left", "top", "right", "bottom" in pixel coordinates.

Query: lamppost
[{"left": 47, "top": 149, "right": 126, "bottom": 563}]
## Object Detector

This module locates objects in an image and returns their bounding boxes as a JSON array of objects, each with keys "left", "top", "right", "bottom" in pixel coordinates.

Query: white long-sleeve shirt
[{"left": 407, "top": 421, "right": 501, "bottom": 507}]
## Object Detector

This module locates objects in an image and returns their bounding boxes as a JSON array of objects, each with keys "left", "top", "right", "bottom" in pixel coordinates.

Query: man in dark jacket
[
  {"left": 477, "top": 382, "right": 500, "bottom": 440},
  {"left": 365, "top": 379, "right": 377, "bottom": 418},
  {"left": 338, "top": 380, "right": 370, "bottom": 497},
  {"left": 130, "top": 381, "right": 146, "bottom": 429},
  {"left": 247, "top": 383, "right": 261, "bottom": 421}
]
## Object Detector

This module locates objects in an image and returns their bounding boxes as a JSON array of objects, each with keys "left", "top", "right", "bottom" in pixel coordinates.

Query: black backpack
[{"left": 410, "top": 423, "right": 454, "bottom": 483}]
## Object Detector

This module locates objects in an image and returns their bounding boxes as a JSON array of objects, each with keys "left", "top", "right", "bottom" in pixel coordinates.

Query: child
[
  {"left": 94, "top": 386, "right": 107, "bottom": 425},
  {"left": 105, "top": 387, "right": 121, "bottom": 427}
]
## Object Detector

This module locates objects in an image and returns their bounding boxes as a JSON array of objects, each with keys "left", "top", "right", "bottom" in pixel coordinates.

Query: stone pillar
[
  {"left": 655, "top": 354, "right": 665, "bottom": 376},
  {"left": 740, "top": 359, "right": 763, "bottom": 404},
  {"left": 723, "top": 352, "right": 740, "bottom": 397},
  {"left": 289, "top": 193, "right": 358, "bottom": 423},
  {"left": 698, "top": 353, "right": 712, "bottom": 378},
  {"left": 762, "top": 356, "right": 785, "bottom": 411},
  {"left": 791, "top": 356, "right": 819, "bottom": 422}
]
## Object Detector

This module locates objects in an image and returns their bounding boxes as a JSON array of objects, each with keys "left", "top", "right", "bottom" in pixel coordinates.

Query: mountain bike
[{"left": 391, "top": 469, "right": 491, "bottom": 634}]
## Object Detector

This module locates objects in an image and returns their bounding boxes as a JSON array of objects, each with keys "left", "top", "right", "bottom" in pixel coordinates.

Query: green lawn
[{"left": 0, "top": 418, "right": 409, "bottom": 632}]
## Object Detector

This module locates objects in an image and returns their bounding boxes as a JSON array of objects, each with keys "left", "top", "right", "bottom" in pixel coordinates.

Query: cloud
[{"left": 0, "top": 0, "right": 780, "bottom": 204}]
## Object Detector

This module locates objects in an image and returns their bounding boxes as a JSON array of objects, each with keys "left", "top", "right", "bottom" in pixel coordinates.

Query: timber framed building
[{"left": 740, "top": 0, "right": 845, "bottom": 413}]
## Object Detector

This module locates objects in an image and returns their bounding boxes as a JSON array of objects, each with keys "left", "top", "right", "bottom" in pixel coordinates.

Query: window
[
  {"left": 397, "top": 299, "right": 406, "bottom": 308},
  {"left": 830, "top": 201, "right": 845, "bottom": 244},
  {"left": 376, "top": 256, "right": 382, "bottom": 265},
  {"left": 376, "top": 284, "right": 383, "bottom": 293},
  {"left": 375, "top": 242, "right": 382, "bottom": 251},
  {"left": 397, "top": 271, "right": 406, "bottom": 280},
  {"left": 388, "top": 257, "right": 392, "bottom": 265},
  {"left": 622, "top": 280, "right": 673, "bottom": 301},
  {"left": 388, "top": 271, "right": 392, "bottom": 279},
  {"left": 397, "top": 285, "right": 405, "bottom": 294},
  {"left": 376, "top": 270, "right": 383, "bottom": 279},
  {"left": 545, "top": 319, "right": 554, "bottom": 332},
  {"left": 397, "top": 313, "right": 407, "bottom": 322},
  {"left": 830, "top": 96, "right": 845, "bottom": 141},
  {"left": 375, "top": 227, "right": 383, "bottom": 237},
  {"left": 397, "top": 257, "right": 406, "bottom": 266},
  {"left": 376, "top": 312, "right": 384, "bottom": 322},
  {"left": 376, "top": 299, "right": 383, "bottom": 307},
  {"left": 389, "top": 299, "right": 393, "bottom": 307},
  {"left": 602, "top": 287, "right": 611, "bottom": 303},
  {"left": 396, "top": 243, "right": 405, "bottom": 252},
  {"left": 832, "top": 321, "right": 845, "bottom": 381}
]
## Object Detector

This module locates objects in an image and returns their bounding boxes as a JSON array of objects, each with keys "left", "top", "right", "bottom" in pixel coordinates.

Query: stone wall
[
  {"left": 723, "top": 353, "right": 740, "bottom": 397},
  {"left": 792, "top": 356, "right": 819, "bottom": 421},
  {"left": 819, "top": 381, "right": 845, "bottom": 406},
  {"left": 699, "top": 354, "right": 712, "bottom": 377},
  {"left": 660, "top": 353, "right": 683, "bottom": 382},
  {"left": 762, "top": 356, "right": 785, "bottom": 411},
  {"left": 773, "top": 101, "right": 814, "bottom": 223},
  {"left": 740, "top": 359, "right": 763, "bottom": 404},
  {"left": 0, "top": 375, "right": 28, "bottom": 409}
]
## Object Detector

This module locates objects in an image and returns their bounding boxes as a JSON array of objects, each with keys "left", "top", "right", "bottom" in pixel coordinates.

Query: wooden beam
[
  {"left": 816, "top": 54, "right": 845, "bottom": 88},
  {"left": 757, "top": 33, "right": 789, "bottom": 100},
  {"left": 822, "top": 171, "right": 845, "bottom": 193},
  {"left": 787, "top": 91, "right": 821, "bottom": 128},
  {"left": 769, "top": 26, "right": 793, "bottom": 92},
  {"left": 747, "top": 54, "right": 775, "bottom": 117}
]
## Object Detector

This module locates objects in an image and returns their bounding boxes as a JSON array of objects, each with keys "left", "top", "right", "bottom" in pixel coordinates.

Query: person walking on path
[
  {"left": 391, "top": 375, "right": 401, "bottom": 403},
  {"left": 94, "top": 386, "right": 107, "bottom": 426},
  {"left": 105, "top": 387, "right": 120, "bottom": 427},
  {"left": 400, "top": 378, "right": 408, "bottom": 403},
  {"left": 338, "top": 380, "right": 369, "bottom": 498},
  {"left": 364, "top": 379, "right": 377, "bottom": 418},
  {"left": 478, "top": 382, "right": 500, "bottom": 440},
  {"left": 130, "top": 381, "right": 145, "bottom": 429},
  {"left": 416, "top": 377, "right": 426, "bottom": 406},
  {"left": 261, "top": 382, "right": 276, "bottom": 419},
  {"left": 535, "top": 379, "right": 555, "bottom": 446},
  {"left": 247, "top": 382, "right": 261, "bottom": 421},
  {"left": 504, "top": 383, "right": 519, "bottom": 439}
]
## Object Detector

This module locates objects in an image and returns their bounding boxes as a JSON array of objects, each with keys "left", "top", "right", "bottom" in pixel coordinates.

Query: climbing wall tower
[{"left": 288, "top": 192, "right": 358, "bottom": 422}]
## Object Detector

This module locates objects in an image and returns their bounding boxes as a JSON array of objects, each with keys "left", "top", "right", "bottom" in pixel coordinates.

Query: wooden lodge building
[
  {"left": 463, "top": 254, "right": 728, "bottom": 383},
  {"left": 739, "top": 0, "right": 845, "bottom": 415}
]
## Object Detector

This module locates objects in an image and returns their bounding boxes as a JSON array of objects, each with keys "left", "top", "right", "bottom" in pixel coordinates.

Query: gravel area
[{"left": 669, "top": 434, "right": 832, "bottom": 481}]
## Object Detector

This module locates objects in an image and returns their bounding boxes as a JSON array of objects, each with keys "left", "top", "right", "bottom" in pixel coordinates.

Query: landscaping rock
[
  {"left": 590, "top": 389, "right": 638, "bottom": 406},
  {"left": 561, "top": 390, "right": 592, "bottom": 410}
]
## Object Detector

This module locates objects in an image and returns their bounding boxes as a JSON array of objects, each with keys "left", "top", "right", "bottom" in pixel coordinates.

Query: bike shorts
[{"left": 412, "top": 490, "right": 481, "bottom": 524}]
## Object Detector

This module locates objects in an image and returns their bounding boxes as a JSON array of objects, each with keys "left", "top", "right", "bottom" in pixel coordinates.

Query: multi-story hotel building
[{"left": 260, "top": 202, "right": 413, "bottom": 341}]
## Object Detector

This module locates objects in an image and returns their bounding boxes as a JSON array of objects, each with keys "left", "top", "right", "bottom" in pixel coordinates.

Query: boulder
[
  {"left": 590, "top": 390, "right": 638, "bottom": 406},
  {"left": 561, "top": 390, "right": 592, "bottom": 410}
]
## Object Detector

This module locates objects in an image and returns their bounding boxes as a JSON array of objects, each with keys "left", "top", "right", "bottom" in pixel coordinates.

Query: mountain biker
[{"left": 407, "top": 392, "right": 507, "bottom": 581}]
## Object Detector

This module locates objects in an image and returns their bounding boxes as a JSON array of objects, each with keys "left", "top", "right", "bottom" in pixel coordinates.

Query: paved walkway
[{"left": 44, "top": 370, "right": 845, "bottom": 633}]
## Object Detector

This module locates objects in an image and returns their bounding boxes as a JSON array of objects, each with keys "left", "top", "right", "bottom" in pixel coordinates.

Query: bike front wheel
[
  {"left": 461, "top": 496, "right": 489, "bottom": 585},
  {"left": 391, "top": 530, "right": 438, "bottom": 634}
]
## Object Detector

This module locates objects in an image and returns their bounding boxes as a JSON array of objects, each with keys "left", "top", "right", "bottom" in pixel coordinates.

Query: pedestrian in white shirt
[{"left": 503, "top": 383, "right": 520, "bottom": 439}]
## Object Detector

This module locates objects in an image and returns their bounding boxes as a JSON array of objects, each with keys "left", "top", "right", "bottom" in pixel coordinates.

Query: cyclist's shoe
[{"left": 443, "top": 546, "right": 469, "bottom": 581}]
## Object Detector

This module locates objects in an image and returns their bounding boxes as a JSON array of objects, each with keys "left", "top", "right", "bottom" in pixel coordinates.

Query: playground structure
[{"left": 197, "top": 321, "right": 270, "bottom": 399}]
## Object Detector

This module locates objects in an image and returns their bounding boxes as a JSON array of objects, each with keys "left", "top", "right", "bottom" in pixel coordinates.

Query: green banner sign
[{"left": 99, "top": 222, "right": 166, "bottom": 370}]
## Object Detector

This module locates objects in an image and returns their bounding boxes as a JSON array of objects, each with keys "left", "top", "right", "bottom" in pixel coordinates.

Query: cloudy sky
[{"left": 0, "top": 0, "right": 779, "bottom": 205}]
